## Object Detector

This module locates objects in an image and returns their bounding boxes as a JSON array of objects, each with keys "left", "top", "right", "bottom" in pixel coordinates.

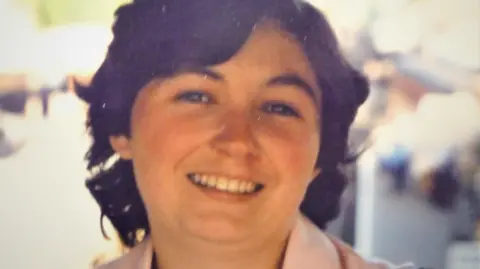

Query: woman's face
[{"left": 112, "top": 23, "right": 322, "bottom": 243}]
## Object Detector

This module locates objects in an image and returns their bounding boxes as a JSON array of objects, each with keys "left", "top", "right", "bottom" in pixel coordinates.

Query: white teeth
[
  {"left": 246, "top": 182, "right": 255, "bottom": 193},
  {"left": 239, "top": 182, "right": 246, "bottom": 193},
  {"left": 190, "top": 174, "right": 260, "bottom": 194},
  {"left": 202, "top": 175, "right": 209, "bottom": 186},
  {"left": 194, "top": 174, "right": 201, "bottom": 183},
  {"left": 227, "top": 180, "right": 239, "bottom": 192},
  {"left": 216, "top": 177, "right": 228, "bottom": 191},
  {"left": 207, "top": 177, "right": 216, "bottom": 187}
]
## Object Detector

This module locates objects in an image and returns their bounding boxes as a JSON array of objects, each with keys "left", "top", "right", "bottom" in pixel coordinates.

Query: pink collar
[
  {"left": 101, "top": 215, "right": 378, "bottom": 269},
  {"left": 282, "top": 215, "right": 342, "bottom": 269}
]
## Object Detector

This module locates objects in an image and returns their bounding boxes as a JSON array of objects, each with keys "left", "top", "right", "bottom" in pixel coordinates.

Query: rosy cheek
[
  {"left": 132, "top": 109, "right": 213, "bottom": 166},
  {"left": 285, "top": 146, "right": 316, "bottom": 176},
  {"left": 263, "top": 131, "right": 319, "bottom": 178},
  {"left": 129, "top": 108, "right": 171, "bottom": 178}
]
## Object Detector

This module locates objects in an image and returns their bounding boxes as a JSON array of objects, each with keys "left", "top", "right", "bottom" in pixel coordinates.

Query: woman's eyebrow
[
  {"left": 176, "top": 67, "right": 224, "bottom": 81},
  {"left": 266, "top": 73, "right": 318, "bottom": 101}
]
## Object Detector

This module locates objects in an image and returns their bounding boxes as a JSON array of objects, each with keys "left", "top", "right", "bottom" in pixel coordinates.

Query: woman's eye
[
  {"left": 261, "top": 102, "right": 300, "bottom": 118},
  {"left": 174, "top": 90, "right": 213, "bottom": 104}
]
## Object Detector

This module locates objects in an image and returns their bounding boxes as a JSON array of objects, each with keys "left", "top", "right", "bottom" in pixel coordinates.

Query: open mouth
[{"left": 187, "top": 173, "right": 264, "bottom": 195}]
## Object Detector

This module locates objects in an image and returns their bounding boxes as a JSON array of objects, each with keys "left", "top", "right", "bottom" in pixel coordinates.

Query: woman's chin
[{"left": 182, "top": 218, "right": 254, "bottom": 244}]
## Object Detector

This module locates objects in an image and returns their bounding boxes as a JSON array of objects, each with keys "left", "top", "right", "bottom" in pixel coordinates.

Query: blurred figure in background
[
  {"left": 378, "top": 144, "right": 412, "bottom": 193},
  {"left": 36, "top": 76, "right": 68, "bottom": 118},
  {"left": 0, "top": 74, "right": 28, "bottom": 157},
  {"left": 427, "top": 149, "right": 460, "bottom": 210}
]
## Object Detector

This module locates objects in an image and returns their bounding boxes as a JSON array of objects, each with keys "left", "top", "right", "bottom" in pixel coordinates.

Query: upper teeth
[{"left": 190, "top": 174, "right": 260, "bottom": 194}]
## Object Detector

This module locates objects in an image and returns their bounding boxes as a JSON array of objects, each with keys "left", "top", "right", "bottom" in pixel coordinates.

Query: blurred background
[{"left": 0, "top": 0, "right": 479, "bottom": 268}]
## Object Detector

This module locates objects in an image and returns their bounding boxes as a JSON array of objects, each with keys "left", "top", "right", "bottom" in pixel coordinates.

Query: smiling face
[{"left": 111, "top": 22, "right": 322, "bottom": 244}]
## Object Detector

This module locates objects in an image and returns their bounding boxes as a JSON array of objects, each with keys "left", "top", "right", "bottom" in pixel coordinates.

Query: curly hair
[{"left": 76, "top": 0, "right": 369, "bottom": 248}]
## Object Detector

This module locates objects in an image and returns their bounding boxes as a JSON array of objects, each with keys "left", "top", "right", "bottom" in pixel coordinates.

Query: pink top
[{"left": 97, "top": 215, "right": 415, "bottom": 269}]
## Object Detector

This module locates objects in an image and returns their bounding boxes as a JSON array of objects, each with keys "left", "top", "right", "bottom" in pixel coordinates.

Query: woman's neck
[{"left": 151, "top": 226, "right": 290, "bottom": 269}]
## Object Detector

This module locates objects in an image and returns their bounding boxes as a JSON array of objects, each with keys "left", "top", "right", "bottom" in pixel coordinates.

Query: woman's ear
[{"left": 109, "top": 135, "right": 133, "bottom": 160}]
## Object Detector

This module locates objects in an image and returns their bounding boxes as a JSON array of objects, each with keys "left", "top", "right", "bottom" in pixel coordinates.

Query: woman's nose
[{"left": 210, "top": 110, "right": 260, "bottom": 159}]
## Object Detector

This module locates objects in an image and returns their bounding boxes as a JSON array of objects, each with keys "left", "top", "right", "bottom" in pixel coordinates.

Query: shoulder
[
  {"left": 328, "top": 236, "right": 417, "bottom": 269},
  {"left": 298, "top": 215, "right": 417, "bottom": 269},
  {"left": 95, "top": 239, "right": 152, "bottom": 269}
]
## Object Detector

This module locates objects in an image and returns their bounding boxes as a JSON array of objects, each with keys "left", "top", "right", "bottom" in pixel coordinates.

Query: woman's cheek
[{"left": 260, "top": 127, "right": 319, "bottom": 174}]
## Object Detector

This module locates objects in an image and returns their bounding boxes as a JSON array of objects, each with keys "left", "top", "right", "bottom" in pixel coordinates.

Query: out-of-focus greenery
[{"left": 16, "top": 0, "right": 129, "bottom": 27}]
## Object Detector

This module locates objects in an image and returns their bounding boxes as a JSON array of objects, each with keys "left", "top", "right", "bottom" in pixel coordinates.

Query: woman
[{"left": 77, "top": 0, "right": 415, "bottom": 268}]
